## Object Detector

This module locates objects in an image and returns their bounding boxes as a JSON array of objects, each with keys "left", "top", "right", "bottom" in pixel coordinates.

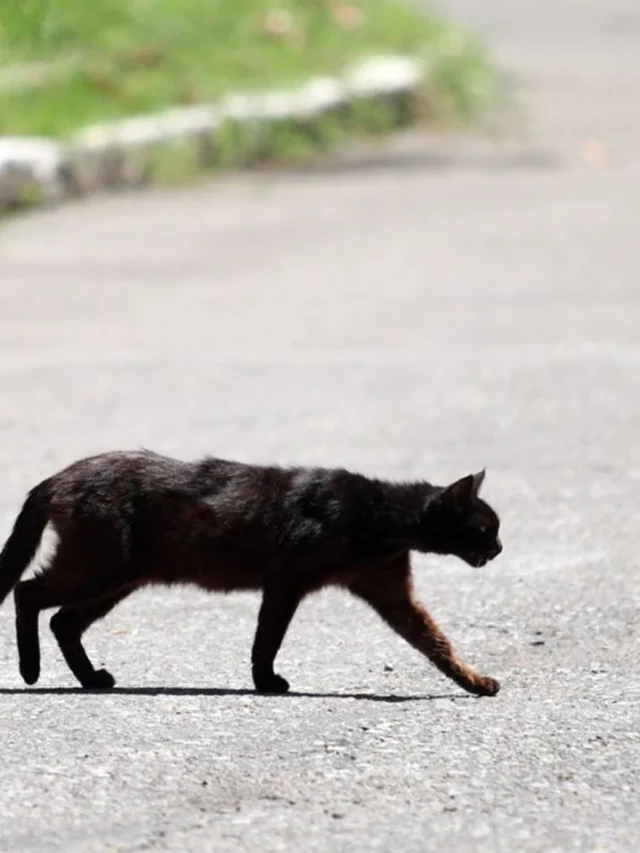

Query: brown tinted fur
[{"left": 0, "top": 450, "right": 503, "bottom": 694}]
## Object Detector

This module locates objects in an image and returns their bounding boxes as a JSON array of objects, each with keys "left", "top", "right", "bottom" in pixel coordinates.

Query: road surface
[{"left": 0, "top": 1, "right": 638, "bottom": 850}]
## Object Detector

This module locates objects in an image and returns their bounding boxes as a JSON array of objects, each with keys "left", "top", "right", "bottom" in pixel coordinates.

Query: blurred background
[{"left": 0, "top": 2, "right": 639, "bottom": 851}]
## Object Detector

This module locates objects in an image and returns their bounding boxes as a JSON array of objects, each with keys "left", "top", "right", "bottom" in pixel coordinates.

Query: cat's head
[{"left": 424, "top": 470, "right": 502, "bottom": 567}]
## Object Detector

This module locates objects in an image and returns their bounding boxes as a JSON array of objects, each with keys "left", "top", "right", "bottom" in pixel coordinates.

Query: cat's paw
[
  {"left": 81, "top": 668, "right": 116, "bottom": 690},
  {"left": 19, "top": 661, "right": 40, "bottom": 686},
  {"left": 253, "top": 672, "right": 290, "bottom": 694},
  {"left": 471, "top": 676, "right": 500, "bottom": 696}
]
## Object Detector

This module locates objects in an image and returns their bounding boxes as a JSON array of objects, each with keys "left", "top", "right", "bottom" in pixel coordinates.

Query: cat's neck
[{"left": 356, "top": 478, "right": 440, "bottom": 553}]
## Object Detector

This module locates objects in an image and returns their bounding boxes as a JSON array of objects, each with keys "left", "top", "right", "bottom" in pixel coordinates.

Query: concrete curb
[{"left": 0, "top": 55, "right": 426, "bottom": 213}]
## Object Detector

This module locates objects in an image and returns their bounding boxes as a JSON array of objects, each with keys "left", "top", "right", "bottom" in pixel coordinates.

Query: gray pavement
[{"left": 0, "top": 1, "right": 639, "bottom": 850}]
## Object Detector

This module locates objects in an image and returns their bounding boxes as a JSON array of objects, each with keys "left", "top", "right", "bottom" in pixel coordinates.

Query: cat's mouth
[
  {"left": 465, "top": 540, "right": 502, "bottom": 568},
  {"left": 464, "top": 552, "right": 492, "bottom": 568}
]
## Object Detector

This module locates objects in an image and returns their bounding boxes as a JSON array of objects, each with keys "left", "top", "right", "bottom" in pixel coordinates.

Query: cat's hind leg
[
  {"left": 13, "top": 532, "right": 134, "bottom": 687},
  {"left": 49, "top": 586, "right": 136, "bottom": 689},
  {"left": 13, "top": 579, "right": 45, "bottom": 686}
]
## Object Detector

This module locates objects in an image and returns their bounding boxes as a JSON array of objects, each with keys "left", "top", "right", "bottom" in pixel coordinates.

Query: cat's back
[
  {"left": 47, "top": 450, "right": 364, "bottom": 530},
  {"left": 48, "top": 450, "right": 243, "bottom": 507}
]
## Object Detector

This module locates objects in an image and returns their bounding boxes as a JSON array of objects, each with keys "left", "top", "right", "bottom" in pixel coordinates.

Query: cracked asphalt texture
[{"left": 0, "top": 1, "right": 639, "bottom": 850}]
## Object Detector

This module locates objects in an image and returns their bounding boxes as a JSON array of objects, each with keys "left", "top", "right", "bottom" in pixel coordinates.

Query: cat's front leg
[
  {"left": 349, "top": 560, "right": 500, "bottom": 697},
  {"left": 251, "top": 582, "right": 302, "bottom": 693}
]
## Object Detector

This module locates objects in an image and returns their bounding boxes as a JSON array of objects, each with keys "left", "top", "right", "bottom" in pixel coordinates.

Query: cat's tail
[{"left": 0, "top": 479, "right": 52, "bottom": 604}]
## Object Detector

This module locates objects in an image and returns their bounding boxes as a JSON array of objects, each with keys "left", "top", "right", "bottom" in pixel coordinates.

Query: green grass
[{"left": 0, "top": 0, "right": 495, "bottom": 139}]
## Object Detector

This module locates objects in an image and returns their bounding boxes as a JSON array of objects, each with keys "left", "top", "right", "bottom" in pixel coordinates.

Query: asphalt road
[{"left": 0, "top": 1, "right": 639, "bottom": 850}]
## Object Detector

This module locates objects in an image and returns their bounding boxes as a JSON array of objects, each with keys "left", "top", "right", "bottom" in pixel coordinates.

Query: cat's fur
[{"left": 0, "top": 451, "right": 503, "bottom": 694}]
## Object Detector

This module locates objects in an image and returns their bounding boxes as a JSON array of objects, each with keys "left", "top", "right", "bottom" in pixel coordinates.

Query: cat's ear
[
  {"left": 472, "top": 469, "right": 486, "bottom": 495},
  {"left": 442, "top": 470, "right": 485, "bottom": 505}
]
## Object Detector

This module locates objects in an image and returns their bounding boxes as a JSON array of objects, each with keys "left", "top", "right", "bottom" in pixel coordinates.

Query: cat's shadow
[{"left": 0, "top": 685, "right": 471, "bottom": 703}]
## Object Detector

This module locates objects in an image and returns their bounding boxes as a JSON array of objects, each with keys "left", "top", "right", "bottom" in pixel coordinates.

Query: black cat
[{"left": 0, "top": 451, "right": 502, "bottom": 694}]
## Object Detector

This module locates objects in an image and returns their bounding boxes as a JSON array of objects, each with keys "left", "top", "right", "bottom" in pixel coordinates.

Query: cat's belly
[{"left": 145, "top": 546, "right": 268, "bottom": 592}]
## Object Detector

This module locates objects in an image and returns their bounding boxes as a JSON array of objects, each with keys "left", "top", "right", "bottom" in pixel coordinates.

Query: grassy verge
[{"left": 0, "top": 0, "right": 495, "bottom": 139}]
